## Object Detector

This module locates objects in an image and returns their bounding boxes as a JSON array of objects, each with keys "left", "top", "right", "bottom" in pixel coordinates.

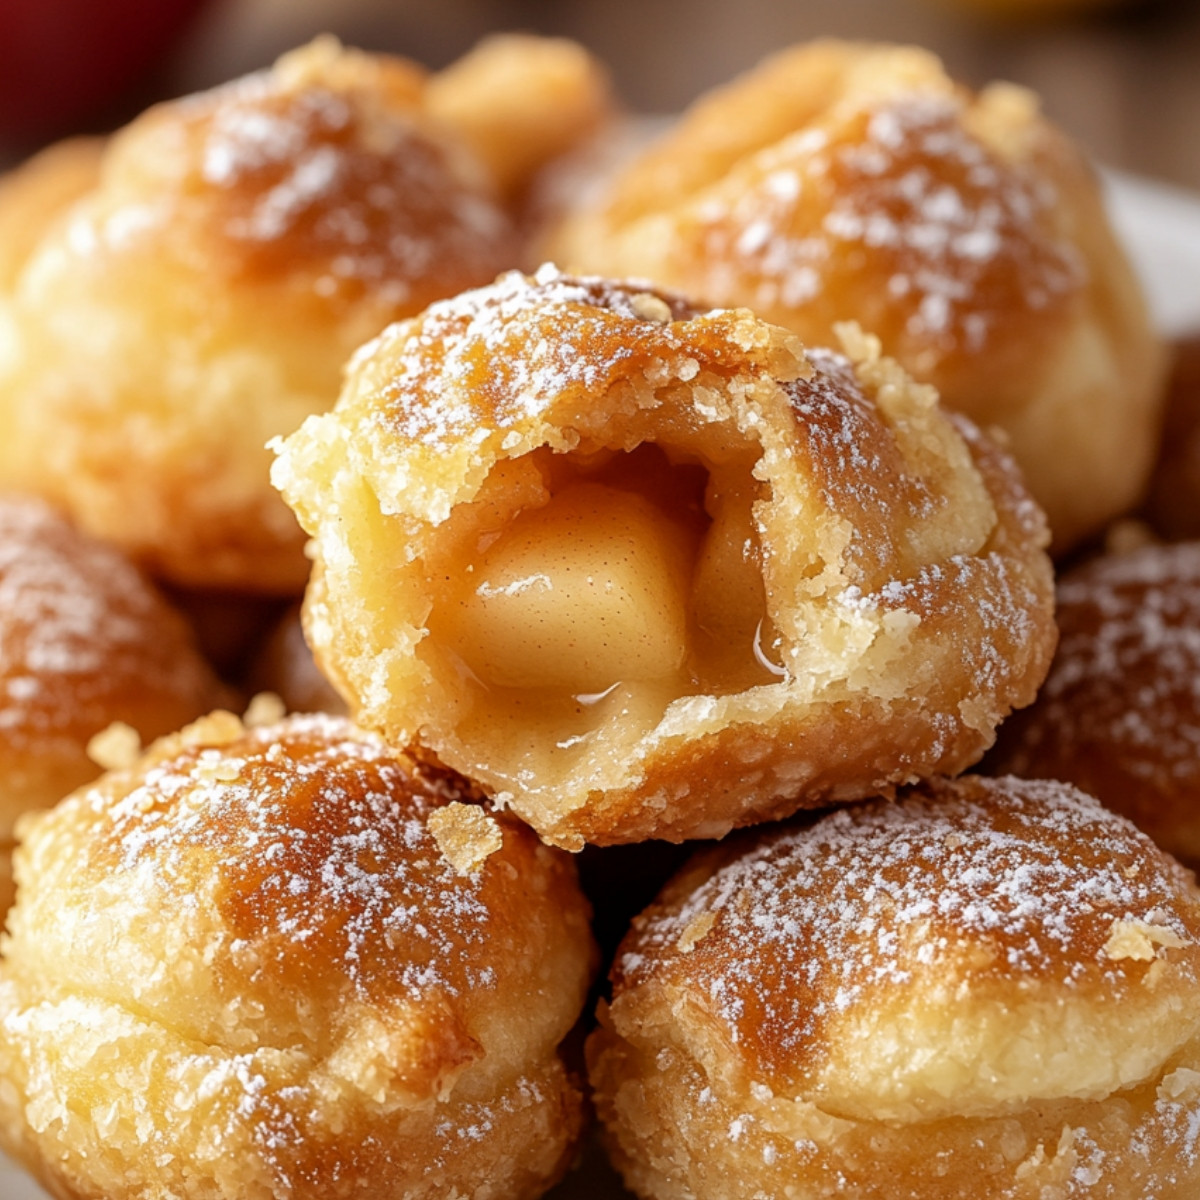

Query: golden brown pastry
[
  {"left": 989, "top": 541, "right": 1200, "bottom": 865},
  {"left": 590, "top": 775, "right": 1200, "bottom": 1200},
  {"left": 247, "top": 602, "right": 348, "bottom": 715},
  {"left": 0, "top": 38, "right": 520, "bottom": 594},
  {"left": 525, "top": 115, "right": 662, "bottom": 259},
  {"left": 273, "top": 268, "right": 1056, "bottom": 848},
  {"left": 0, "top": 711, "right": 595, "bottom": 1200},
  {"left": 545, "top": 40, "right": 1166, "bottom": 554},
  {"left": 0, "top": 493, "right": 227, "bottom": 910}
]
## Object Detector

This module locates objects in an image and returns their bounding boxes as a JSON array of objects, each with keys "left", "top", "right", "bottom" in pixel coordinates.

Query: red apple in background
[{"left": 0, "top": 0, "right": 212, "bottom": 141}]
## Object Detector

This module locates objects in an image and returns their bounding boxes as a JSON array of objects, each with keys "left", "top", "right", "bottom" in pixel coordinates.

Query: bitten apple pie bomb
[
  {"left": 590, "top": 775, "right": 1200, "bottom": 1200},
  {"left": 545, "top": 40, "right": 1166, "bottom": 554},
  {"left": 273, "top": 268, "right": 1056, "bottom": 848},
  {"left": 0, "top": 712, "right": 595, "bottom": 1200}
]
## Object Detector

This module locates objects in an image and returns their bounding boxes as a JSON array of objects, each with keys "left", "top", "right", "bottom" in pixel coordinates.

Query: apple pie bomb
[
  {"left": 0, "top": 493, "right": 227, "bottom": 914},
  {"left": 273, "top": 267, "right": 1056, "bottom": 849},
  {"left": 990, "top": 541, "right": 1200, "bottom": 869},
  {"left": 544, "top": 40, "right": 1165, "bottom": 554},
  {"left": 590, "top": 775, "right": 1200, "bottom": 1200},
  {"left": 0, "top": 712, "right": 596, "bottom": 1200},
  {"left": 0, "top": 34, "right": 609, "bottom": 594}
]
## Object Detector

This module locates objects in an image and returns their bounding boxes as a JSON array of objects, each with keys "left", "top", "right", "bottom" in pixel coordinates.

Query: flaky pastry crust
[
  {"left": 545, "top": 40, "right": 1165, "bottom": 553},
  {"left": 991, "top": 541, "right": 1200, "bottom": 866},
  {"left": 0, "top": 712, "right": 594, "bottom": 1200},
  {"left": 0, "top": 38, "right": 519, "bottom": 592},
  {"left": 273, "top": 267, "right": 1055, "bottom": 847},
  {"left": 591, "top": 775, "right": 1200, "bottom": 1199}
]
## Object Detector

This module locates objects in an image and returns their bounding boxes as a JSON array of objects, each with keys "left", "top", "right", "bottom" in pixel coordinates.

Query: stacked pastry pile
[{"left": 0, "top": 30, "right": 1196, "bottom": 1200}]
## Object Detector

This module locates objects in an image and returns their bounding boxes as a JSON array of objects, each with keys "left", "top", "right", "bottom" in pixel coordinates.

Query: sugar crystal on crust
[{"left": 429, "top": 802, "right": 504, "bottom": 876}]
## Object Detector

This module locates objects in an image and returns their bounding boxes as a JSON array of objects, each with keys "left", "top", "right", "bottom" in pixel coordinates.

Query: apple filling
[
  {"left": 437, "top": 481, "right": 694, "bottom": 694},
  {"left": 421, "top": 442, "right": 784, "bottom": 788}
]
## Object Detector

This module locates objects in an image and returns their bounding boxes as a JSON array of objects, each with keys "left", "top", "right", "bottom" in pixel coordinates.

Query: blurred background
[{"left": 2, "top": 0, "right": 1200, "bottom": 192}]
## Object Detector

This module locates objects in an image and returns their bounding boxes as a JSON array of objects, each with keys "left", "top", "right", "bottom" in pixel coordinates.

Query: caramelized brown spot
[
  {"left": 177, "top": 83, "right": 515, "bottom": 309},
  {"left": 372, "top": 270, "right": 753, "bottom": 449},
  {"left": 93, "top": 718, "right": 541, "bottom": 1007}
]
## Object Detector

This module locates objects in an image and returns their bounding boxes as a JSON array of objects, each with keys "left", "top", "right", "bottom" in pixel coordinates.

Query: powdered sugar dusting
[
  {"left": 96, "top": 714, "right": 500, "bottom": 1003},
  {"left": 616, "top": 777, "right": 1199, "bottom": 1079},
  {"left": 201, "top": 91, "right": 351, "bottom": 191},
  {"left": 372, "top": 267, "right": 705, "bottom": 449},
  {"left": 427, "top": 1072, "right": 549, "bottom": 1171},
  {"left": 785, "top": 348, "right": 938, "bottom": 564},
  {"left": 840, "top": 546, "right": 1041, "bottom": 703},
  {"left": 179, "top": 66, "right": 513, "bottom": 304},
  {"left": 698, "top": 93, "right": 1083, "bottom": 359},
  {"left": 1148, "top": 1076, "right": 1200, "bottom": 1175},
  {"left": 998, "top": 543, "right": 1200, "bottom": 806},
  {"left": 0, "top": 494, "right": 218, "bottom": 758}
]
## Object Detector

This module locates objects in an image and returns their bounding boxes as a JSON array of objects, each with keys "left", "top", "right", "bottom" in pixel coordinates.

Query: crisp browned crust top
[
  {"left": 993, "top": 543, "right": 1200, "bottom": 857},
  {"left": 613, "top": 775, "right": 1200, "bottom": 1091}
]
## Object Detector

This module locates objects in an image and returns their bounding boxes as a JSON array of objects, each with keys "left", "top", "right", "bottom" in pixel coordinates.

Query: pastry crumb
[
  {"left": 630, "top": 292, "right": 673, "bottom": 323},
  {"left": 834, "top": 319, "right": 880, "bottom": 364},
  {"left": 179, "top": 710, "right": 245, "bottom": 748},
  {"left": 1103, "top": 919, "right": 1189, "bottom": 962},
  {"left": 429, "top": 803, "right": 503, "bottom": 875},
  {"left": 244, "top": 691, "right": 287, "bottom": 727},
  {"left": 676, "top": 911, "right": 716, "bottom": 953},
  {"left": 86, "top": 722, "right": 142, "bottom": 771},
  {"left": 1160, "top": 1067, "right": 1200, "bottom": 1102},
  {"left": 194, "top": 751, "right": 245, "bottom": 784}
]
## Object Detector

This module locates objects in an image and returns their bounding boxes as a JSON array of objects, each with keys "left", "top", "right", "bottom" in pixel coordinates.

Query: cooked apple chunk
[{"left": 436, "top": 482, "right": 693, "bottom": 693}]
